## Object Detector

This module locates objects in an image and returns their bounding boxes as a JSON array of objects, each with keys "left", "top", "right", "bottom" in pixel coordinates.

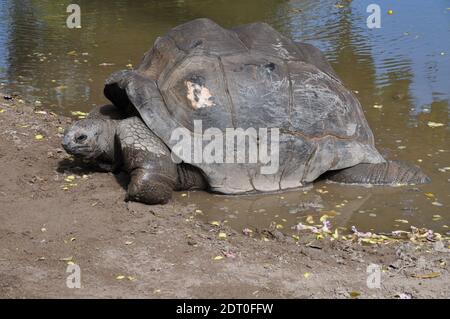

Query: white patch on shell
[
  {"left": 346, "top": 123, "right": 357, "bottom": 136},
  {"left": 185, "top": 81, "right": 214, "bottom": 109}
]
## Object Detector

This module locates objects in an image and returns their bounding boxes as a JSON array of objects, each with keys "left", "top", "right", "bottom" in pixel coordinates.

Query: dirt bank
[{"left": 0, "top": 97, "right": 449, "bottom": 299}]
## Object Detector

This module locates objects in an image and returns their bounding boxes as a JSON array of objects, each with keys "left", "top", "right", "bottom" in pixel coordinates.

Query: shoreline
[{"left": 0, "top": 96, "right": 449, "bottom": 298}]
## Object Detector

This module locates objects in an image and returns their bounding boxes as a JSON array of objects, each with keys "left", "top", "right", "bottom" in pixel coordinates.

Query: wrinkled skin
[{"left": 63, "top": 118, "right": 118, "bottom": 171}]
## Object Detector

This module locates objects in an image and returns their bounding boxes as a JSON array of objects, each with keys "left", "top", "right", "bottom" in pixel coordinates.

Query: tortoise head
[{"left": 62, "top": 118, "right": 116, "bottom": 162}]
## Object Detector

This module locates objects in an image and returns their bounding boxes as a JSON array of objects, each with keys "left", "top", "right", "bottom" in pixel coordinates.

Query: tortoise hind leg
[
  {"left": 176, "top": 163, "right": 208, "bottom": 191},
  {"left": 326, "top": 160, "right": 431, "bottom": 185}
]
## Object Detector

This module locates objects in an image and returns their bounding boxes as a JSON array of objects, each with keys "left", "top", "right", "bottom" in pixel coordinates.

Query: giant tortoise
[{"left": 62, "top": 18, "right": 430, "bottom": 204}]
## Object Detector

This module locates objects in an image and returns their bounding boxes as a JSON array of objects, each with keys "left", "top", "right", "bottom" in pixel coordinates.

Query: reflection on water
[{"left": 0, "top": 0, "right": 449, "bottom": 233}]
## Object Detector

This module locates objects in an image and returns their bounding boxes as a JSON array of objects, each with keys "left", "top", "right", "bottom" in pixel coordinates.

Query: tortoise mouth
[{"left": 62, "top": 138, "right": 93, "bottom": 158}]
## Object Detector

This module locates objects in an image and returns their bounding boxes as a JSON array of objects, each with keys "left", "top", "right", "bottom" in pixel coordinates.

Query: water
[{"left": 0, "top": 0, "right": 449, "bottom": 234}]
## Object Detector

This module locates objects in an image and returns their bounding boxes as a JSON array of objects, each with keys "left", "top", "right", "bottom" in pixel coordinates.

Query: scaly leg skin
[
  {"left": 176, "top": 163, "right": 208, "bottom": 191},
  {"left": 117, "top": 117, "right": 207, "bottom": 205},
  {"left": 326, "top": 160, "right": 431, "bottom": 185},
  {"left": 128, "top": 168, "right": 176, "bottom": 204},
  {"left": 117, "top": 117, "right": 179, "bottom": 204}
]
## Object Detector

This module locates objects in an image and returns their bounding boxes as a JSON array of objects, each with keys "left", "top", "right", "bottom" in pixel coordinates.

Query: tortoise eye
[
  {"left": 75, "top": 134, "right": 87, "bottom": 143},
  {"left": 264, "top": 62, "right": 275, "bottom": 71}
]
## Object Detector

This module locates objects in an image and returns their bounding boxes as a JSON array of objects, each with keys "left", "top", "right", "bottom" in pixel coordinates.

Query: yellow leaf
[
  {"left": 70, "top": 111, "right": 88, "bottom": 119},
  {"left": 292, "top": 235, "right": 300, "bottom": 241},
  {"left": 64, "top": 175, "right": 76, "bottom": 182},
  {"left": 413, "top": 272, "right": 440, "bottom": 279},
  {"left": 210, "top": 221, "right": 220, "bottom": 226},
  {"left": 361, "top": 238, "right": 377, "bottom": 244},
  {"left": 218, "top": 232, "right": 227, "bottom": 239},
  {"left": 395, "top": 219, "right": 409, "bottom": 224},
  {"left": 350, "top": 291, "right": 361, "bottom": 298},
  {"left": 0, "top": 109, "right": 5, "bottom": 113},
  {"left": 425, "top": 193, "right": 435, "bottom": 198},
  {"left": 431, "top": 201, "right": 443, "bottom": 207},
  {"left": 332, "top": 229, "right": 339, "bottom": 240},
  {"left": 306, "top": 215, "right": 314, "bottom": 224},
  {"left": 276, "top": 224, "right": 284, "bottom": 230},
  {"left": 320, "top": 214, "right": 329, "bottom": 222},
  {"left": 427, "top": 121, "right": 444, "bottom": 128},
  {"left": 213, "top": 256, "right": 224, "bottom": 261},
  {"left": 34, "top": 134, "right": 44, "bottom": 140},
  {"left": 116, "top": 275, "right": 125, "bottom": 280},
  {"left": 303, "top": 272, "right": 311, "bottom": 279},
  {"left": 60, "top": 256, "right": 73, "bottom": 262}
]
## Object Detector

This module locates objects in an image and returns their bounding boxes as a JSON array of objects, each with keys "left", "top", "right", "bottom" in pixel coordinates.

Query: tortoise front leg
[
  {"left": 117, "top": 117, "right": 179, "bottom": 204},
  {"left": 127, "top": 168, "right": 176, "bottom": 204}
]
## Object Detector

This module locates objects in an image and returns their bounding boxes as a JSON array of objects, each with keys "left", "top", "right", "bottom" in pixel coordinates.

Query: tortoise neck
[{"left": 97, "top": 119, "right": 120, "bottom": 169}]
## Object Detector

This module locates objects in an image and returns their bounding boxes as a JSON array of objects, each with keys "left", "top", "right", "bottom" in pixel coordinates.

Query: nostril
[{"left": 75, "top": 134, "right": 87, "bottom": 143}]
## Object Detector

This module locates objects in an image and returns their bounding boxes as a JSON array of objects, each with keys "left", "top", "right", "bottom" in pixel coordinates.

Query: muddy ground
[{"left": 0, "top": 97, "right": 449, "bottom": 299}]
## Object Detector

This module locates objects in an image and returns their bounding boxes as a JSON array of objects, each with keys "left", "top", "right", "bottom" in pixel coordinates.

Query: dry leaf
[
  {"left": 306, "top": 215, "right": 314, "bottom": 224},
  {"left": 412, "top": 272, "right": 440, "bottom": 279},
  {"left": 350, "top": 291, "right": 361, "bottom": 298},
  {"left": 427, "top": 121, "right": 444, "bottom": 128},
  {"left": 432, "top": 201, "right": 443, "bottom": 207},
  {"left": 218, "top": 232, "right": 227, "bottom": 239}
]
